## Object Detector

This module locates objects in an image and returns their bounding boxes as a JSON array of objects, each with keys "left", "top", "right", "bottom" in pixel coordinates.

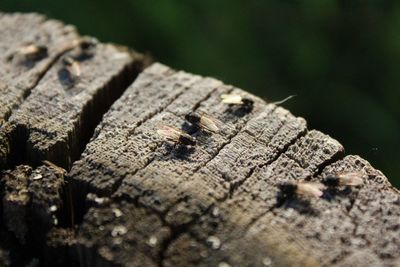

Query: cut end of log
[{"left": 0, "top": 12, "right": 398, "bottom": 267}]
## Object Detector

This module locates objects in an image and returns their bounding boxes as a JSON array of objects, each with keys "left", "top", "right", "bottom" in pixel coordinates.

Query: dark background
[{"left": 1, "top": 0, "right": 399, "bottom": 188}]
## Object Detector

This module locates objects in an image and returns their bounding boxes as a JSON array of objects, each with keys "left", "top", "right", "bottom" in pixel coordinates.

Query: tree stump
[{"left": 0, "top": 12, "right": 399, "bottom": 267}]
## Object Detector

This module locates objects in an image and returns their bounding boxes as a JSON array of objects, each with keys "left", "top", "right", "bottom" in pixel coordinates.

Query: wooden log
[
  {"left": 0, "top": 12, "right": 146, "bottom": 265},
  {"left": 70, "top": 62, "right": 399, "bottom": 267},
  {"left": 0, "top": 11, "right": 80, "bottom": 168},
  {"left": 0, "top": 12, "right": 399, "bottom": 267},
  {"left": 0, "top": 13, "right": 146, "bottom": 169}
]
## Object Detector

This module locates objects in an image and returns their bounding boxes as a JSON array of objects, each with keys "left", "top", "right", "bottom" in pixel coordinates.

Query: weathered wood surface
[
  {"left": 0, "top": 12, "right": 399, "bottom": 267},
  {"left": 0, "top": 13, "right": 78, "bottom": 121}
]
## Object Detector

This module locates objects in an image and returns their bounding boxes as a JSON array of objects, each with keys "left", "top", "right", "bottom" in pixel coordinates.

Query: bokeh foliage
[{"left": 1, "top": 0, "right": 399, "bottom": 187}]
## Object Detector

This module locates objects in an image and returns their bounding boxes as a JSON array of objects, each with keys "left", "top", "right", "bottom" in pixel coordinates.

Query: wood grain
[{"left": 0, "top": 12, "right": 398, "bottom": 267}]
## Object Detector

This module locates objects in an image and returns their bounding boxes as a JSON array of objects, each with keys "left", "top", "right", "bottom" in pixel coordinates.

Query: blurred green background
[{"left": 1, "top": 0, "right": 399, "bottom": 187}]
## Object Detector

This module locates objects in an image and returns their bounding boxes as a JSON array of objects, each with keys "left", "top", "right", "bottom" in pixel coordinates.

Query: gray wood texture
[{"left": 0, "top": 12, "right": 399, "bottom": 267}]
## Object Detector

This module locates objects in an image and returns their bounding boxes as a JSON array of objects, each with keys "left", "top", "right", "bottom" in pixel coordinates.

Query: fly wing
[
  {"left": 297, "top": 182, "right": 325, "bottom": 198},
  {"left": 157, "top": 125, "right": 181, "bottom": 142},
  {"left": 337, "top": 172, "right": 364, "bottom": 186},
  {"left": 19, "top": 44, "right": 38, "bottom": 55},
  {"left": 220, "top": 94, "right": 243, "bottom": 104},
  {"left": 70, "top": 61, "right": 81, "bottom": 77},
  {"left": 199, "top": 113, "right": 221, "bottom": 132}
]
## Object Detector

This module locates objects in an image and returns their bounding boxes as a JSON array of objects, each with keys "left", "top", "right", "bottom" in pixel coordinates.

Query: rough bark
[{"left": 0, "top": 12, "right": 399, "bottom": 267}]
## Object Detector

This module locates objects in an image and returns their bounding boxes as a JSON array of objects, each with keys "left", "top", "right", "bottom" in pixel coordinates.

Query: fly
[
  {"left": 185, "top": 112, "right": 221, "bottom": 133},
  {"left": 7, "top": 44, "right": 48, "bottom": 63},
  {"left": 220, "top": 93, "right": 254, "bottom": 111},
  {"left": 18, "top": 44, "right": 48, "bottom": 61},
  {"left": 62, "top": 56, "right": 81, "bottom": 78},
  {"left": 279, "top": 181, "right": 325, "bottom": 199},
  {"left": 157, "top": 125, "right": 196, "bottom": 146},
  {"left": 323, "top": 172, "right": 364, "bottom": 187}
]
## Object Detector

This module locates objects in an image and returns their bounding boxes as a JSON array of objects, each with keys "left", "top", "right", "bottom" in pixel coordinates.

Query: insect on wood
[
  {"left": 220, "top": 93, "right": 254, "bottom": 111},
  {"left": 323, "top": 172, "right": 364, "bottom": 187},
  {"left": 6, "top": 44, "right": 48, "bottom": 63},
  {"left": 62, "top": 56, "right": 81, "bottom": 78},
  {"left": 18, "top": 44, "right": 48, "bottom": 61},
  {"left": 157, "top": 125, "right": 196, "bottom": 146},
  {"left": 73, "top": 36, "right": 97, "bottom": 60},
  {"left": 185, "top": 111, "right": 221, "bottom": 133},
  {"left": 77, "top": 36, "right": 97, "bottom": 50},
  {"left": 279, "top": 181, "right": 325, "bottom": 199}
]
